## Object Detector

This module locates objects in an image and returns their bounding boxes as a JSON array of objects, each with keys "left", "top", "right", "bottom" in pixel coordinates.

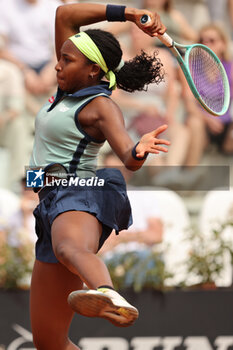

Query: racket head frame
[{"left": 162, "top": 40, "right": 230, "bottom": 116}]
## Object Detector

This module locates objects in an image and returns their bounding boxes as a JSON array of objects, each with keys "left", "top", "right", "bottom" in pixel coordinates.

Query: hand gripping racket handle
[{"left": 140, "top": 14, "right": 173, "bottom": 47}]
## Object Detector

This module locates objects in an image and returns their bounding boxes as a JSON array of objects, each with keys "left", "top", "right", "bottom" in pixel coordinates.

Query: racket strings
[{"left": 188, "top": 47, "right": 225, "bottom": 113}]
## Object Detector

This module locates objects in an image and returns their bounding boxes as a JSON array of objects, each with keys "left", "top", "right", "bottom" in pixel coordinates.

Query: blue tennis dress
[{"left": 31, "top": 83, "right": 132, "bottom": 263}]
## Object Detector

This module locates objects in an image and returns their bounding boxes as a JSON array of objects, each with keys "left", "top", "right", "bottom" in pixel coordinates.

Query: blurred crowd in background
[{"left": 0, "top": 0, "right": 233, "bottom": 290}]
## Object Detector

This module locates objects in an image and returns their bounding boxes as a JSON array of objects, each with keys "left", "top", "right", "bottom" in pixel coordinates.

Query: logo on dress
[{"left": 48, "top": 96, "right": 55, "bottom": 103}]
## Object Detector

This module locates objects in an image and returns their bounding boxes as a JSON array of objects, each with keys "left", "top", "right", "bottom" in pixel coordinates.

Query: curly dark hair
[{"left": 85, "top": 28, "right": 164, "bottom": 93}]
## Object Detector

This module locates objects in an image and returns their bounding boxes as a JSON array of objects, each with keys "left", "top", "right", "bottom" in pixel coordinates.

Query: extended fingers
[
  {"left": 151, "top": 145, "right": 169, "bottom": 153},
  {"left": 143, "top": 22, "right": 166, "bottom": 37},
  {"left": 151, "top": 124, "right": 168, "bottom": 137},
  {"left": 154, "top": 138, "right": 171, "bottom": 146},
  {"left": 152, "top": 20, "right": 167, "bottom": 36},
  {"left": 137, "top": 149, "right": 159, "bottom": 157}
]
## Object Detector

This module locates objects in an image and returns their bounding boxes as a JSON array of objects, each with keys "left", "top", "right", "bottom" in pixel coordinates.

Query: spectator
[
  {"left": 173, "top": 0, "right": 211, "bottom": 31},
  {"left": 7, "top": 178, "right": 38, "bottom": 248},
  {"left": 0, "top": 0, "right": 61, "bottom": 97},
  {"left": 228, "top": 0, "right": 233, "bottom": 36},
  {"left": 0, "top": 0, "right": 62, "bottom": 189},
  {"left": 0, "top": 180, "right": 38, "bottom": 247},
  {"left": 0, "top": 60, "right": 28, "bottom": 191},
  {"left": 206, "top": 0, "right": 233, "bottom": 37},
  {"left": 99, "top": 150, "right": 164, "bottom": 254},
  {"left": 184, "top": 23, "right": 233, "bottom": 166}
]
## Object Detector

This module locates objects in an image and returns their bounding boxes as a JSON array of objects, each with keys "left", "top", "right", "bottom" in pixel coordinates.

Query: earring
[{"left": 90, "top": 74, "right": 94, "bottom": 79}]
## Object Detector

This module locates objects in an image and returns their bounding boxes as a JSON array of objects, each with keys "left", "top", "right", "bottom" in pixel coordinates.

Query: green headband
[{"left": 69, "top": 32, "right": 116, "bottom": 89}]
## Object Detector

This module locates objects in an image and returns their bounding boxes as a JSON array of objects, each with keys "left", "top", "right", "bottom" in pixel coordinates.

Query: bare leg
[
  {"left": 51, "top": 211, "right": 113, "bottom": 289},
  {"left": 166, "top": 122, "right": 190, "bottom": 166},
  {"left": 50, "top": 211, "right": 138, "bottom": 327},
  {"left": 185, "top": 113, "right": 208, "bottom": 166},
  {"left": 30, "top": 260, "right": 82, "bottom": 350}
]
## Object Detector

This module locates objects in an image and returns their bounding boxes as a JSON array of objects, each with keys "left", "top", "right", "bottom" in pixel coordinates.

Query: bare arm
[
  {"left": 0, "top": 37, "right": 26, "bottom": 70},
  {"left": 159, "top": 48, "right": 179, "bottom": 122},
  {"left": 94, "top": 98, "right": 170, "bottom": 171},
  {"left": 0, "top": 35, "right": 56, "bottom": 95},
  {"left": 112, "top": 89, "right": 159, "bottom": 116},
  {"left": 228, "top": 0, "right": 233, "bottom": 28},
  {"left": 172, "top": 10, "right": 198, "bottom": 42},
  {"left": 99, "top": 217, "right": 164, "bottom": 254},
  {"left": 55, "top": 3, "right": 166, "bottom": 60},
  {"left": 55, "top": 3, "right": 106, "bottom": 59}
]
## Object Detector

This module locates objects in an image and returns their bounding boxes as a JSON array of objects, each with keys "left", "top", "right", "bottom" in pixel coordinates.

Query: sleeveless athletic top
[{"left": 30, "top": 82, "right": 112, "bottom": 177}]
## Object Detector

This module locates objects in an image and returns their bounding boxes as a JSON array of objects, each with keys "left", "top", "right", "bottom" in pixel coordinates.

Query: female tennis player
[{"left": 30, "top": 3, "right": 169, "bottom": 349}]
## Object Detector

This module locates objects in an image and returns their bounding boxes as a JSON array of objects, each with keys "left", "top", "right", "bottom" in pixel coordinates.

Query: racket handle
[{"left": 157, "top": 33, "right": 173, "bottom": 47}]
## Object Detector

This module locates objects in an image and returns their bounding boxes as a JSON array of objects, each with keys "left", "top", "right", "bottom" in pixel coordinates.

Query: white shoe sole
[{"left": 68, "top": 290, "right": 139, "bottom": 327}]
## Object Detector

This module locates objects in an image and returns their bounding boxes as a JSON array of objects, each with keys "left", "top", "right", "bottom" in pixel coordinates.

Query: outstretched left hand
[{"left": 135, "top": 124, "right": 170, "bottom": 158}]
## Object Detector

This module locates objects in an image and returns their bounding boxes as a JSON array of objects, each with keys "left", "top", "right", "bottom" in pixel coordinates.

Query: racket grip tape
[{"left": 157, "top": 33, "right": 173, "bottom": 47}]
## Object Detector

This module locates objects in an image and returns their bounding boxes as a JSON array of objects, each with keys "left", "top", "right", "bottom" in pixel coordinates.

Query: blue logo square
[{"left": 26, "top": 169, "right": 45, "bottom": 188}]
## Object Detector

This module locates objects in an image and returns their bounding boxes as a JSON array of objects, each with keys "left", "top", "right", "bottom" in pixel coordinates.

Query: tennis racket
[{"left": 140, "top": 14, "right": 230, "bottom": 116}]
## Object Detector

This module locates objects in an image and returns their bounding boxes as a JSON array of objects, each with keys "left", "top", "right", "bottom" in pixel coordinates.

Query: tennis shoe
[{"left": 67, "top": 287, "right": 139, "bottom": 327}]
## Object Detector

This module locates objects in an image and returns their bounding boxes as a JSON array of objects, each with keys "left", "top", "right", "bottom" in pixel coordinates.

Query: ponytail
[
  {"left": 116, "top": 50, "right": 164, "bottom": 93},
  {"left": 85, "top": 29, "right": 164, "bottom": 93}
]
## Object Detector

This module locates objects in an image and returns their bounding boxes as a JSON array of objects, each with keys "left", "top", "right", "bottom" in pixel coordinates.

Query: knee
[
  {"left": 53, "top": 242, "right": 72, "bottom": 264},
  {"left": 53, "top": 241, "right": 85, "bottom": 265}
]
